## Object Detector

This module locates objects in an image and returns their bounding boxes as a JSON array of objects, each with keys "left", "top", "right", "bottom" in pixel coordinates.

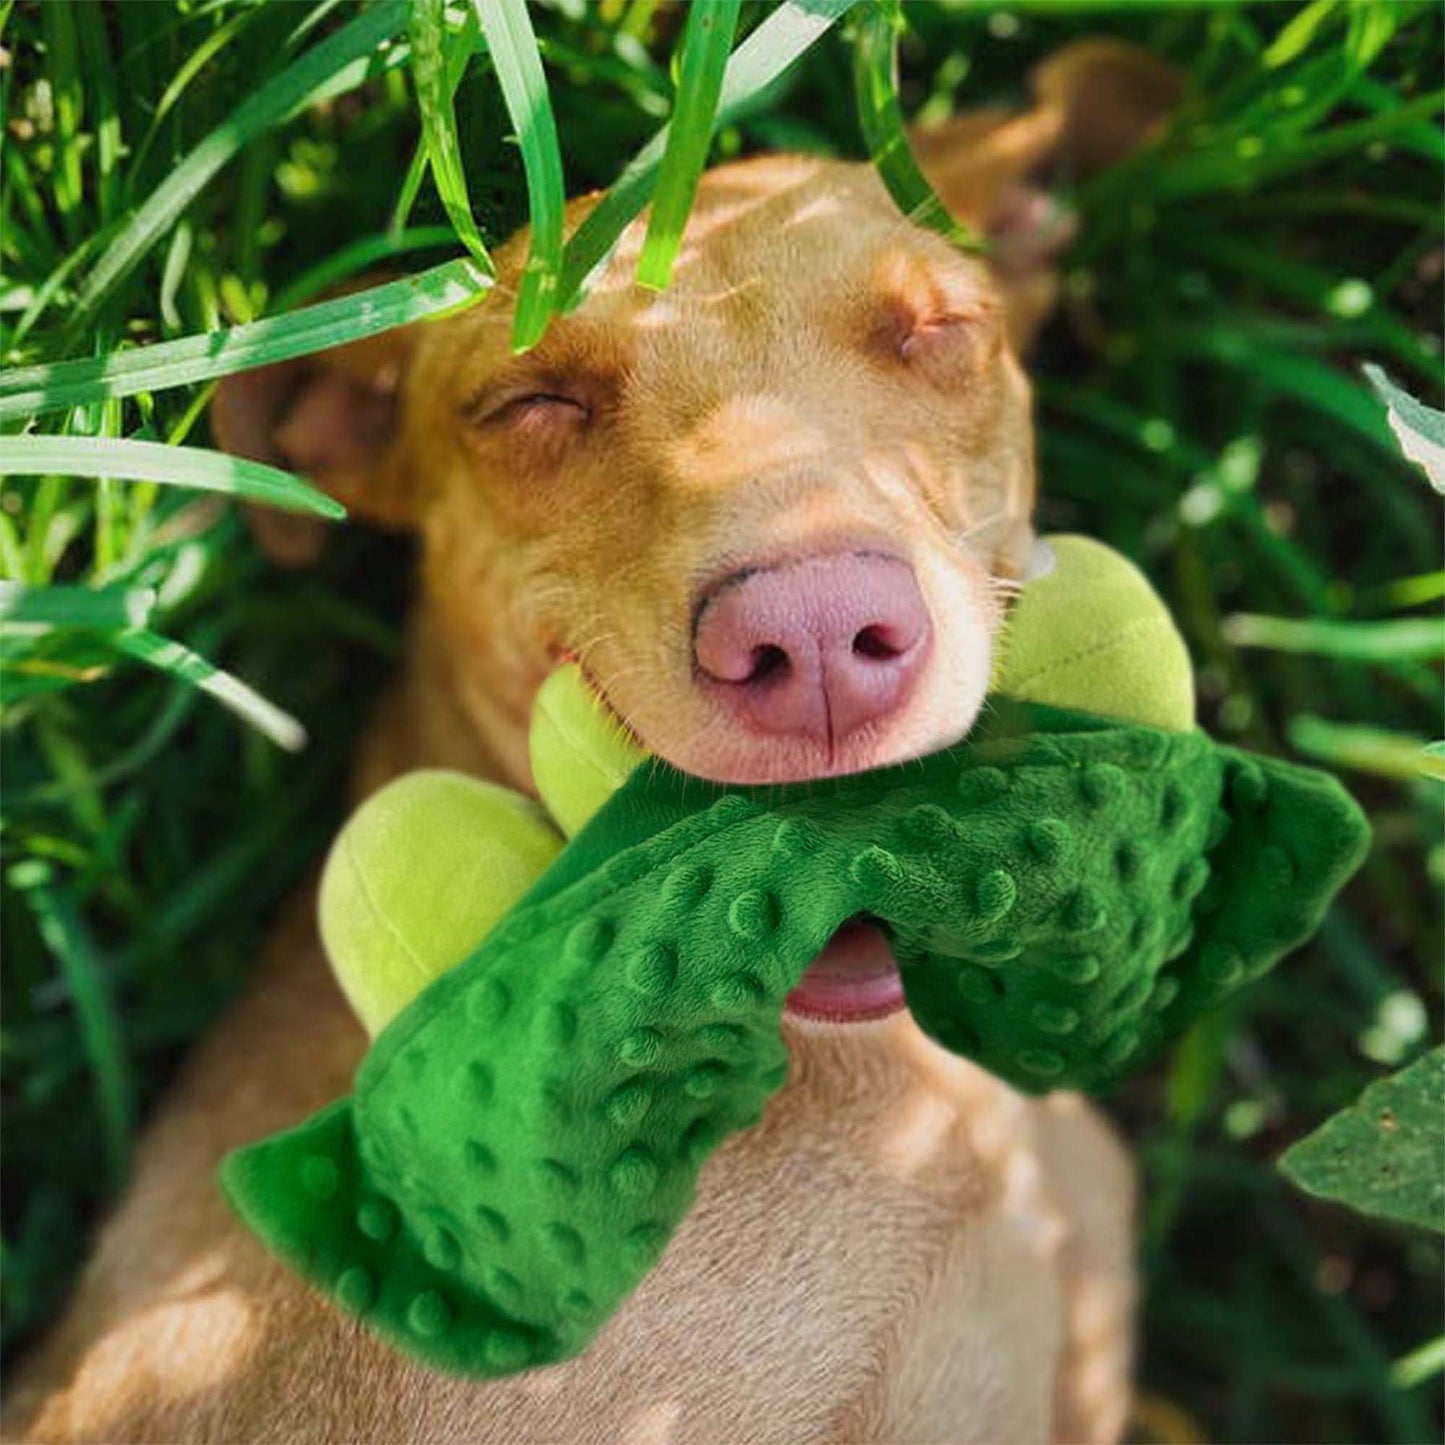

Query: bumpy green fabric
[{"left": 222, "top": 701, "right": 1367, "bottom": 1378}]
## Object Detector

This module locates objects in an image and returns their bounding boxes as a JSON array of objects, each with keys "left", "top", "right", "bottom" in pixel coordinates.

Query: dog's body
[{"left": 8, "top": 43, "right": 1181, "bottom": 1443}]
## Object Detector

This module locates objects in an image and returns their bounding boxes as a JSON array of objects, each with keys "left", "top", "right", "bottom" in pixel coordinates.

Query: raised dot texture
[
  {"left": 661, "top": 862, "right": 712, "bottom": 906},
  {"left": 1160, "top": 779, "right": 1189, "bottom": 830},
  {"left": 625, "top": 1222, "right": 670, "bottom": 1270},
  {"left": 684, "top": 1063, "right": 729, "bottom": 1099},
  {"left": 1102, "top": 1031, "right": 1138, "bottom": 1067},
  {"left": 974, "top": 938, "right": 1024, "bottom": 963},
  {"left": 1130, "top": 916, "right": 1162, "bottom": 952},
  {"left": 696, "top": 1022, "right": 747, "bottom": 1053},
  {"left": 958, "top": 766, "right": 1008, "bottom": 801},
  {"left": 336, "top": 1266, "right": 376, "bottom": 1314},
  {"left": 462, "top": 1139, "right": 497, "bottom": 1175},
  {"left": 1115, "top": 841, "right": 1144, "bottom": 881},
  {"left": 466, "top": 977, "right": 511, "bottom": 1025},
  {"left": 903, "top": 804, "right": 957, "bottom": 845},
  {"left": 975, "top": 869, "right": 1017, "bottom": 923},
  {"left": 956, "top": 965, "right": 998, "bottom": 1005},
  {"left": 537, "top": 1158, "right": 579, "bottom": 1196},
  {"left": 1150, "top": 976, "right": 1181, "bottom": 1012},
  {"left": 605, "top": 1080, "right": 652, "bottom": 1128},
  {"left": 626, "top": 942, "right": 677, "bottom": 997},
  {"left": 487, "top": 1268, "right": 523, "bottom": 1308},
  {"left": 710, "top": 972, "right": 765, "bottom": 1011},
  {"left": 1017, "top": 1048, "right": 1066, "bottom": 1077},
  {"left": 618, "top": 1027, "right": 664, "bottom": 1067},
  {"left": 850, "top": 845, "right": 905, "bottom": 889},
  {"left": 545, "top": 1002, "right": 579, "bottom": 1047},
  {"left": 1053, "top": 954, "right": 1102, "bottom": 985},
  {"left": 1031, "top": 1003, "right": 1080, "bottom": 1035},
  {"left": 485, "top": 1330, "right": 531, "bottom": 1371},
  {"left": 300, "top": 1155, "right": 339, "bottom": 1201},
  {"left": 1065, "top": 887, "right": 1108, "bottom": 934},
  {"left": 356, "top": 1199, "right": 396, "bottom": 1242},
  {"left": 1173, "top": 858, "right": 1210, "bottom": 902},
  {"left": 1026, "top": 817, "right": 1071, "bottom": 864},
  {"left": 466, "top": 1060, "right": 495, "bottom": 1103},
  {"left": 407, "top": 1290, "right": 451, "bottom": 1338},
  {"left": 1080, "top": 763, "right": 1124, "bottom": 807},
  {"left": 1230, "top": 762, "right": 1269, "bottom": 810},
  {"left": 545, "top": 1223, "right": 586, "bottom": 1266},
  {"left": 1201, "top": 941, "right": 1244, "bottom": 986},
  {"left": 474, "top": 1205, "right": 510, "bottom": 1246},
  {"left": 566, "top": 916, "right": 614, "bottom": 964},
  {"left": 681, "top": 1117, "right": 721, "bottom": 1166},
  {"left": 727, "top": 889, "right": 778, "bottom": 940},
  {"left": 424, "top": 1227, "right": 461, "bottom": 1270},
  {"left": 611, "top": 1147, "right": 659, "bottom": 1199}
]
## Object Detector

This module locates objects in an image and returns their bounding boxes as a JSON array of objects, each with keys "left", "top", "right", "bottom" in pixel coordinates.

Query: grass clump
[{"left": 1, "top": 3, "right": 1441, "bottom": 1440}]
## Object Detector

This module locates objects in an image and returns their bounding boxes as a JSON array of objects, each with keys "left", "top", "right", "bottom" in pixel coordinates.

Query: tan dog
[{"left": 6, "top": 41, "right": 1178, "bottom": 1444}]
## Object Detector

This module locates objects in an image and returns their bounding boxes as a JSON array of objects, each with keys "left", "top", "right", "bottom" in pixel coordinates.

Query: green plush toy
[{"left": 222, "top": 535, "right": 1368, "bottom": 1380}]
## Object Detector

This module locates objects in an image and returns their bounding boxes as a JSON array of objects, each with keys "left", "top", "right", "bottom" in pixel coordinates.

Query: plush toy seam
[{"left": 1000, "top": 613, "right": 1176, "bottom": 691}]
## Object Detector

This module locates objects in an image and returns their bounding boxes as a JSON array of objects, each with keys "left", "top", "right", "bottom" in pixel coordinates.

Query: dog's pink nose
[{"left": 694, "top": 552, "right": 931, "bottom": 744}]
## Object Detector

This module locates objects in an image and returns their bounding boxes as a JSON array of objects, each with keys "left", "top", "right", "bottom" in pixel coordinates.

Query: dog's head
[{"left": 216, "top": 42, "right": 1177, "bottom": 788}]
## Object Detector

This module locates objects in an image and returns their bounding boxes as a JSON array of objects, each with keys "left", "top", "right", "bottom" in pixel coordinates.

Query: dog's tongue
[{"left": 785, "top": 920, "right": 905, "bottom": 1022}]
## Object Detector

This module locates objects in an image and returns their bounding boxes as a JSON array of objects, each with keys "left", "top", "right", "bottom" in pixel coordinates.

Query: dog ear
[
  {"left": 211, "top": 320, "right": 416, "bottom": 566},
  {"left": 912, "top": 40, "right": 1183, "bottom": 349}
]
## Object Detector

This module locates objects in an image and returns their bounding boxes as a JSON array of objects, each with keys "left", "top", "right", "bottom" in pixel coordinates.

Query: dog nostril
[
  {"left": 746, "top": 644, "right": 791, "bottom": 685},
  {"left": 852, "top": 625, "right": 903, "bottom": 661}
]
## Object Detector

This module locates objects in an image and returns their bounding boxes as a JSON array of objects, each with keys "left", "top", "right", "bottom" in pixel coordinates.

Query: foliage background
[{"left": 1, "top": 2, "right": 1441, "bottom": 1440}]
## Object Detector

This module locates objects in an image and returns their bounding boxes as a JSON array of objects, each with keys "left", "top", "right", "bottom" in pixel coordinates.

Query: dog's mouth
[{"left": 785, "top": 919, "right": 905, "bottom": 1024}]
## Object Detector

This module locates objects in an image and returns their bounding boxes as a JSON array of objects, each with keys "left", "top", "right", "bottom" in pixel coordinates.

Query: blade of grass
[
  {"left": 1224, "top": 612, "right": 1444, "bottom": 662},
  {"left": 852, "top": 0, "right": 982, "bottom": 251},
  {"left": 410, "top": 0, "right": 493, "bottom": 274},
  {"left": 73, "top": 0, "right": 410, "bottom": 327},
  {"left": 1, "top": 258, "right": 491, "bottom": 422},
  {"left": 109, "top": 628, "right": 306, "bottom": 752},
  {"left": 559, "top": 0, "right": 860, "bottom": 310},
  {"left": 0, "top": 437, "right": 343, "bottom": 520},
  {"left": 471, "top": 0, "right": 565, "bottom": 351},
  {"left": 0, "top": 581, "right": 156, "bottom": 632},
  {"left": 635, "top": 0, "right": 741, "bottom": 290},
  {"left": 1288, "top": 714, "right": 1445, "bottom": 782},
  {"left": 13, "top": 870, "right": 135, "bottom": 1190}
]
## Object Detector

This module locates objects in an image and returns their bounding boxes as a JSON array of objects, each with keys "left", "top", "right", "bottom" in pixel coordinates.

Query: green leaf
[
  {"left": 14, "top": 876, "right": 135, "bottom": 1189},
  {"left": 74, "top": 0, "right": 410, "bottom": 325},
  {"left": 0, "top": 259, "right": 491, "bottom": 423},
  {"left": 1363, "top": 363, "right": 1445, "bottom": 493},
  {"left": 1224, "top": 612, "right": 1444, "bottom": 661},
  {"left": 1287, "top": 714, "right": 1445, "bottom": 782},
  {"left": 1280, "top": 1046, "right": 1445, "bottom": 1233},
  {"left": 558, "top": 0, "right": 860, "bottom": 312},
  {"left": 636, "top": 0, "right": 741, "bottom": 290},
  {"left": 471, "top": 0, "right": 565, "bottom": 351},
  {"left": 410, "top": 0, "right": 493, "bottom": 274},
  {"left": 0, "top": 436, "right": 344, "bottom": 519},
  {"left": 110, "top": 628, "right": 307, "bottom": 752},
  {"left": 851, "top": 0, "right": 981, "bottom": 251},
  {"left": 0, "top": 581, "right": 156, "bottom": 632}
]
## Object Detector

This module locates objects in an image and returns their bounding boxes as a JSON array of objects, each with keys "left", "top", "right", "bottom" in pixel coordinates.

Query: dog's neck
[{"left": 355, "top": 590, "right": 545, "bottom": 799}]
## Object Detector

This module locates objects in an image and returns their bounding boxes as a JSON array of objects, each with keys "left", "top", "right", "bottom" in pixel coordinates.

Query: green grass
[{"left": 1, "top": 3, "right": 1441, "bottom": 1441}]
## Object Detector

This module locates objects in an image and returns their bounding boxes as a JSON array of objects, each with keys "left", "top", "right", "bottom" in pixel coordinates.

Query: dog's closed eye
[{"left": 467, "top": 389, "right": 591, "bottom": 430}]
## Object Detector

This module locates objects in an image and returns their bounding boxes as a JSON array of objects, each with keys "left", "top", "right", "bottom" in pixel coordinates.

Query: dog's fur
[{"left": 6, "top": 41, "right": 1179, "bottom": 1444}]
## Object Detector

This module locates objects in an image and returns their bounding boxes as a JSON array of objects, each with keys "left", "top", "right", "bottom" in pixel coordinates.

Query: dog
[{"left": 6, "top": 40, "right": 1179, "bottom": 1444}]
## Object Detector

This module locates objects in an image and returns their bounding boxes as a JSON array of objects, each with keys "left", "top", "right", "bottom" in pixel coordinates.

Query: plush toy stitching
[
  {"left": 1001, "top": 614, "right": 1171, "bottom": 690},
  {"left": 339, "top": 828, "right": 435, "bottom": 986}
]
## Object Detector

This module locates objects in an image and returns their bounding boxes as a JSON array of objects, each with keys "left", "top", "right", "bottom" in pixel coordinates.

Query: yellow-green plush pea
[
  {"left": 992, "top": 534, "right": 1195, "bottom": 732},
  {"left": 529, "top": 663, "right": 649, "bottom": 837},
  {"left": 319, "top": 771, "right": 564, "bottom": 1035}
]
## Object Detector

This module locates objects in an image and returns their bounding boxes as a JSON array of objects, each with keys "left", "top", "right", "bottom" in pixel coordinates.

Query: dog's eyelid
[{"left": 462, "top": 388, "right": 592, "bottom": 428}]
